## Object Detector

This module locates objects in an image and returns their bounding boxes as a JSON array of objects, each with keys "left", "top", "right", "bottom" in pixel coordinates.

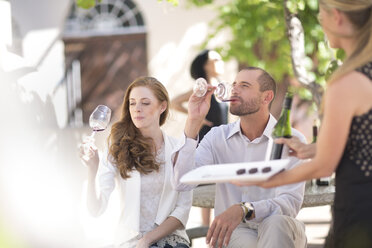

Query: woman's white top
[
  {"left": 90, "top": 132, "right": 192, "bottom": 247},
  {"left": 139, "top": 144, "right": 165, "bottom": 233}
]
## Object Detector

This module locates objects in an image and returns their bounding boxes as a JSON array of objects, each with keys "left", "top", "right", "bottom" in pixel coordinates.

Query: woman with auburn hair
[
  {"left": 236, "top": 1, "right": 372, "bottom": 247},
  {"left": 80, "top": 77, "right": 192, "bottom": 248}
]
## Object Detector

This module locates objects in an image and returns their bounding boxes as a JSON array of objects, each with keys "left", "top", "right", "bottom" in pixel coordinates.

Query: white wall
[{"left": 136, "top": 0, "right": 237, "bottom": 136}]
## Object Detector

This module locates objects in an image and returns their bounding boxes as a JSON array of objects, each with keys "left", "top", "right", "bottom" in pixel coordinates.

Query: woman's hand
[
  {"left": 230, "top": 180, "right": 260, "bottom": 187},
  {"left": 230, "top": 170, "right": 285, "bottom": 189},
  {"left": 79, "top": 136, "right": 99, "bottom": 174},
  {"left": 136, "top": 235, "right": 152, "bottom": 248},
  {"left": 275, "top": 136, "right": 316, "bottom": 159},
  {"left": 135, "top": 239, "right": 150, "bottom": 248}
]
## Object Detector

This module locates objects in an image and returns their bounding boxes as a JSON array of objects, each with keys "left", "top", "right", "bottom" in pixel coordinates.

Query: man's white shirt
[{"left": 172, "top": 114, "right": 306, "bottom": 224}]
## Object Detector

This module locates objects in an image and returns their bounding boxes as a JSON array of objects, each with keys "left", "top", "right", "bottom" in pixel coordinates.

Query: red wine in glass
[
  {"left": 193, "top": 77, "right": 233, "bottom": 102},
  {"left": 82, "top": 105, "right": 111, "bottom": 160}
]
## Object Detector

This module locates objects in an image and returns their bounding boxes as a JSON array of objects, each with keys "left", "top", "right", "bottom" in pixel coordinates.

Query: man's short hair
[{"left": 243, "top": 67, "right": 276, "bottom": 97}]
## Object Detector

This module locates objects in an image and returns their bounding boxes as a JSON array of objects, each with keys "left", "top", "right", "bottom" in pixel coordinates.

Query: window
[{"left": 64, "top": 0, "right": 145, "bottom": 37}]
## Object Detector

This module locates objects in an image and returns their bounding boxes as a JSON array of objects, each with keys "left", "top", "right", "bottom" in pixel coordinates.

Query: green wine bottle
[
  {"left": 270, "top": 92, "right": 293, "bottom": 160},
  {"left": 313, "top": 119, "right": 330, "bottom": 186},
  {"left": 312, "top": 119, "right": 318, "bottom": 143}
]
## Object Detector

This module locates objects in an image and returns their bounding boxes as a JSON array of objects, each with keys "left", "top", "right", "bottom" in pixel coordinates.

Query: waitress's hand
[
  {"left": 78, "top": 136, "right": 99, "bottom": 174},
  {"left": 230, "top": 180, "right": 260, "bottom": 187},
  {"left": 275, "top": 136, "right": 316, "bottom": 159},
  {"left": 231, "top": 170, "right": 285, "bottom": 189}
]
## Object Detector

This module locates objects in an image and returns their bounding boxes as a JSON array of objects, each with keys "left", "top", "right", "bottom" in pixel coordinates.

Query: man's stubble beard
[{"left": 229, "top": 97, "right": 261, "bottom": 116}]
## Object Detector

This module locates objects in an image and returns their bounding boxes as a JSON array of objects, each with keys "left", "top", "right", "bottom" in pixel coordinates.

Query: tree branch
[{"left": 283, "top": 0, "right": 323, "bottom": 108}]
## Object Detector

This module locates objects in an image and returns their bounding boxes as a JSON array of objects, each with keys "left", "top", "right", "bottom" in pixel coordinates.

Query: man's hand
[
  {"left": 206, "top": 204, "right": 243, "bottom": 248},
  {"left": 184, "top": 85, "right": 215, "bottom": 139}
]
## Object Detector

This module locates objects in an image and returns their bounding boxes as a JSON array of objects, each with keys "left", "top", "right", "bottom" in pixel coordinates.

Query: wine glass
[
  {"left": 193, "top": 77, "right": 232, "bottom": 102},
  {"left": 88, "top": 105, "right": 112, "bottom": 136},
  {"left": 82, "top": 105, "right": 112, "bottom": 160}
]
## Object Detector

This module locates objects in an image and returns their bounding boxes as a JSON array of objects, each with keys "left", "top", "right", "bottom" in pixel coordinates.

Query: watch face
[
  {"left": 244, "top": 203, "right": 254, "bottom": 220},
  {"left": 244, "top": 202, "right": 254, "bottom": 210}
]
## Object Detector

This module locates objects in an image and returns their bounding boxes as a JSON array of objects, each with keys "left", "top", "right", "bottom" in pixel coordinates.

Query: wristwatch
[{"left": 240, "top": 202, "right": 255, "bottom": 222}]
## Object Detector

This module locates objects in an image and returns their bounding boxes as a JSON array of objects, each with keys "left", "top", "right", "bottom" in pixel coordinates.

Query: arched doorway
[{"left": 63, "top": 0, "right": 147, "bottom": 124}]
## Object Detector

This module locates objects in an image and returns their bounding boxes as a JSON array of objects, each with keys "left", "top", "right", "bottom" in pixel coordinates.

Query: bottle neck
[
  {"left": 283, "top": 97, "right": 293, "bottom": 110},
  {"left": 312, "top": 125, "right": 318, "bottom": 143}
]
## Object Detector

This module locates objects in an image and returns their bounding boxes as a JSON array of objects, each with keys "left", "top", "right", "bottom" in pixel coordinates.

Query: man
[{"left": 172, "top": 67, "right": 307, "bottom": 248}]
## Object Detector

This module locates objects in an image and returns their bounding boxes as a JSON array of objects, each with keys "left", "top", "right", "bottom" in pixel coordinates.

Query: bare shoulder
[
  {"left": 327, "top": 71, "right": 372, "bottom": 115},
  {"left": 330, "top": 71, "right": 371, "bottom": 92}
]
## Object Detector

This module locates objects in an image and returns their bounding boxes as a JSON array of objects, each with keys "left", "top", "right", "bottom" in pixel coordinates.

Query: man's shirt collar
[{"left": 227, "top": 114, "right": 277, "bottom": 142}]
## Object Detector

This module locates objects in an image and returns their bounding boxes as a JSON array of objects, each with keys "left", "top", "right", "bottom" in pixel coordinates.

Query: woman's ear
[
  {"left": 160, "top": 101, "right": 167, "bottom": 113},
  {"left": 332, "top": 8, "right": 343, "bottom": 26}
]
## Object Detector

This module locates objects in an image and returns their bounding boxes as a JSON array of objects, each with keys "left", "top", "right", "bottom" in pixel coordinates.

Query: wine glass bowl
[
  {"left": 193, "top": 78, "right": 208, "bottom": 97},
  {"left": 214, "top": 82, "right": 232, "bottom": 101},
  {"left": 193, "top": 78, "right": 232, "bottom": 102},
  {"left": 89, "top": 105, "right": 112, "bottom": 132},
  {"left": 81, "top": 105, "right": 112, "bottom": 161}
]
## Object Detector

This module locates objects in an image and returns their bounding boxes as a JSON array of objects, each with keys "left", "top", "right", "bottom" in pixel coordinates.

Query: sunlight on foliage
[
  {"left": 76, "top": 0, "right": 179, "bottom": 9},
  {"left": 187, "top": 0, "right": 345, "bottom": 105}
]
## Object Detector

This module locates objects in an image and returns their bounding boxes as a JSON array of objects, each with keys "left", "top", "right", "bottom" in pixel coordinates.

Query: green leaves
[
  {"left": 325, "top": 60, "right": 339, "bottom": 80},
  {"left": 76, "top": 0, "right": 100, "bottom": 9},
  {"left": 217, "top": 1, "right": 290, "bottom": 81},
  {"left": 76, "top": 0, "right": 179, "bottom": 9},
  {"left": 158, "top": 0, "right": 179, "bottom": 6},
  {"left": 186, "top": 0, "right": 348, "bottom": 108}
]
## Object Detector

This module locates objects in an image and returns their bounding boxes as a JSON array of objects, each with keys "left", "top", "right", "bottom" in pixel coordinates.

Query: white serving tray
[{"left": 180, "top": 159, "right": 290, "bottom": 185}]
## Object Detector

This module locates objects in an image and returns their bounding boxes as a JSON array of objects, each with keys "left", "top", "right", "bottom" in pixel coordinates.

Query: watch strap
[
  {"left": 239, "top": 202, "right": 248, "bottom": 223},
  {"left": 244, "top": 202, "right": 254, "bottom": 220}
]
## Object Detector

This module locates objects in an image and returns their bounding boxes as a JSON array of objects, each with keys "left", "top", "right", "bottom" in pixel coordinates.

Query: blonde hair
[{"left": 319, "top": 0, "right": 372, "bottom": 84}]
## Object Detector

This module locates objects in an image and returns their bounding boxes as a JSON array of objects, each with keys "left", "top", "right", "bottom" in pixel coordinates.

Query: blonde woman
[
  {"left": 80, "top": 77, "right": 192, "bottom": 248},
  {"left": 239, "top": 1, "right": 372, "bottom": 247}
]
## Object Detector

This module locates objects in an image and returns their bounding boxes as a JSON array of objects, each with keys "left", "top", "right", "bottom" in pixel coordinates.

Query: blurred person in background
[{"left": 171, "top": 49, "right": 228, "bottom": 227}]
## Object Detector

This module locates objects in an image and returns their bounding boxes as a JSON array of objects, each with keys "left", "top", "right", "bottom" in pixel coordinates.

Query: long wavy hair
[
  {"left": 108, "top": 77, "right": 169, "bottom": 179},
  {"left": 319, "top": 0, "right": 372, "bottom": 84}
]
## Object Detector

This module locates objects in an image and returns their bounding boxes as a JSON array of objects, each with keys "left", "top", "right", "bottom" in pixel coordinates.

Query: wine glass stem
[{"left": 90, "top": 131, "right": 97, "bottom": 138}]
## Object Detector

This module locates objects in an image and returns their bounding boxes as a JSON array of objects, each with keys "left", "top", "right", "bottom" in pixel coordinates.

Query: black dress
[
  {"left": 333, "top": 62, "right": 372, "bottom": 248},
  {"left": 199, "top": 94, "right": 228, "bottom": 141}
]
